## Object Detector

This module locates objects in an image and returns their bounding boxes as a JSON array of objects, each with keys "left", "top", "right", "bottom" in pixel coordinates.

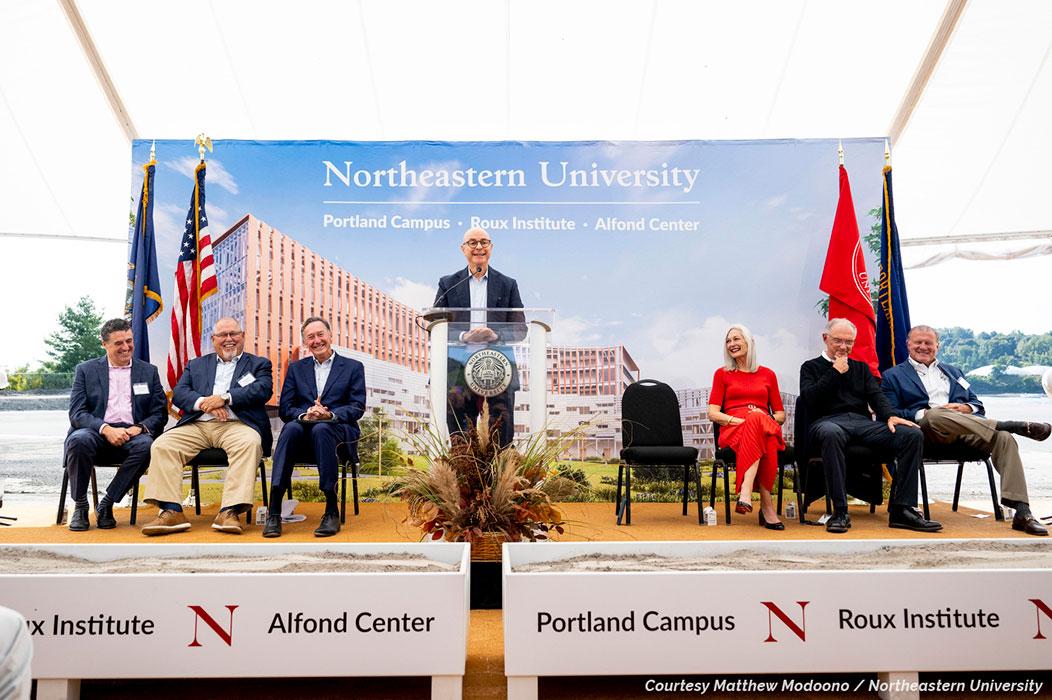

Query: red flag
[
  {"left": 166, "top": 162, "right": 217, "bottom": 390},
  {"left": 820, "top": 165, "right": 878, "bottom": 375}
]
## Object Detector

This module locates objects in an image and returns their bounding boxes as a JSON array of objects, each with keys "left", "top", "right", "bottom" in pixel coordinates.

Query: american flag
[{"left": 166, "top": 162, "right": 217, "bottom": 389}]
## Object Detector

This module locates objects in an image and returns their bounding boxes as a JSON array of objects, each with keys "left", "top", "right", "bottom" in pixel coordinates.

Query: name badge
[
  {"left": 132, "top": 382, "right": 150, "bottom": 396},
  {"left": 237, "top": 372, "right": 256, "bottom": 387},
  {"left": 956, "top": 376, "right": 971, "bottom": 390}
]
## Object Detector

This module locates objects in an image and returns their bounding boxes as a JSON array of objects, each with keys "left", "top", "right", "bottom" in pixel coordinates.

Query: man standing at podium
[{"left": 434, "top": 227, "right": 524, "bottom": 447}]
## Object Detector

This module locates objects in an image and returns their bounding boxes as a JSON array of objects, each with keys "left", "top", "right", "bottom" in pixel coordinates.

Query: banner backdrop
[{"left": 129, "top": 139, "right": 886, "bottom": 449}]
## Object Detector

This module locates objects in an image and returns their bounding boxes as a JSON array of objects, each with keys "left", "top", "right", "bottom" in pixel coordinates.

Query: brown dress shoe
[
  {"left": 1012, "top": 513, "right": 1049, "bottom": 536},
  {"left": 211, "top": 509, "right": 244, "bottom": 534},
  {"left": 141, "top": 509, "right": 191, "bottom": 536}
]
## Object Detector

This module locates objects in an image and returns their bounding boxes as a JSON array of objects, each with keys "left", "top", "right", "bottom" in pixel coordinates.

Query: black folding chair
[
  {"left": 919, "top": 442, "right": 1002, "bottom": 521},
  {"left": 793, "top": 397, "right": 886, "bottom": 524},
  {"left": 185, "top": 448, "right": 269, "bottom": 518},
  {"left": 709, "top": 419, "right": 795, "bottom": 525},
  {"left": 282, "top": 442, "right": 361, "bottom": 523},
  {"left": 56, "top": 463, "right": 140, "bottom": 525},
  {"left": 616, "top": 379, "right": 701, "bottom": 525}
]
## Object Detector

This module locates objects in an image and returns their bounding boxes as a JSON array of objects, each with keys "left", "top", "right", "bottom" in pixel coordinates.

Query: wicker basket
[{"left": 470, "top": 532, "right": 508, "bottom": 561}]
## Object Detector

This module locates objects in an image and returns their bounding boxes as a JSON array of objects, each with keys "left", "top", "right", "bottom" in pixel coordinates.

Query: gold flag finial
[
  {"left": 884, "top": 139, "right": 891, "bottom": 167},
  {"left": 837, "top": 139, "right": 844, "bottom": 166},
  {"left": 149, "top": 140, "right": 156, "bottom": 165},
  {"left": 195, "top": 133, "right": 213, "bottom": 163}
]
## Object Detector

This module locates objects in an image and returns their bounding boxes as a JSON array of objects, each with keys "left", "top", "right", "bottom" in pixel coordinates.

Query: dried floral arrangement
[{"left": 392, "top": 403, "right": 578, "bottom": 543}]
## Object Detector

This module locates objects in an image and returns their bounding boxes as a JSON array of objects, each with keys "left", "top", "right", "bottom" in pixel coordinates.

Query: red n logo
[
  {"left": 188, "top": 605, "right": 239, "bottom": 647},
  {"left": 760, "top": 601, "right": 809, "bottom": 643},
  {"left": 1029, "top": 599, "right": 1052, "bottom": 640}
]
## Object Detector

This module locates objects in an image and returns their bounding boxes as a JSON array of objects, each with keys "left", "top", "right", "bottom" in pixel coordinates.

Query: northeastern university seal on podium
[{"left": 464, "top": 348, "right": 513, "bottom": 397}]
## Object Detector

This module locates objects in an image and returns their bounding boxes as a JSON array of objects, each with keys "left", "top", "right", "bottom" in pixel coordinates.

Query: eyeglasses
[
  {"left": 828, "top": 336, "right": 855, "bottom": 346},
  {"left": 462, "top": 239, "right": 492, "bottom": 249},
  {"left": 213, "top": 331, "right": 244, "bottom": 339}
]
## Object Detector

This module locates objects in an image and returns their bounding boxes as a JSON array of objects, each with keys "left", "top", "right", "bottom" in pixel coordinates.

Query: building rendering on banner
[
  {"left": 202, "top": 214, "right": 431, "bottom": 442},
  {"left": 515, "top": 345, "right": 640, "bottom": 458},
  {"left": 202, "top": 214, "right": 429, "bottom": 389},
  {"left": 203, "top": 214, "right": 772, "bottom": 459}
]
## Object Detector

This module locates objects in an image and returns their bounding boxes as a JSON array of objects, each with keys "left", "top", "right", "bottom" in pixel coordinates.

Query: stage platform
[
  {"left": 0, "top": 499, "right": 1033, "bottom": 544},
  {"left": 2, "top": 501, "right": 1048, "bottom": 699}
]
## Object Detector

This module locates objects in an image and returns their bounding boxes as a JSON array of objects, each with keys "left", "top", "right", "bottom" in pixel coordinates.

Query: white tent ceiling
[{"left": 1, "top": 0, "right": 1049, "bottom": 366}]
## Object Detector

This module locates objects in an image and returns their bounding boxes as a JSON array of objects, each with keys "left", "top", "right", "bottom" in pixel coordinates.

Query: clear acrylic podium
[{"left": 421, "top": 307, "right": 553, "bottom": 445}]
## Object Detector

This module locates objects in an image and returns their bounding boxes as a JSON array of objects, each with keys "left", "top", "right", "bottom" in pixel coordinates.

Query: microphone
[
  {"left": 416, "top": 266, "right": 484, "bottom": 334},
  {"left": 435, "top": 266, "right": 483, "bottom": 308}
]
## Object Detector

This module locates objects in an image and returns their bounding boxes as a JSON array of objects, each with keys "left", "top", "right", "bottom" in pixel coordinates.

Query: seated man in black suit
[
  {"left": 800, "top": 318, "right": 939, "bottom": 534},
  {"left": 141, "top": 317, "right": 273, "bottom": 536},
  {"left": 882, "top": 325, "right": 1049, "bottom": 536},
  {"left": 63, "top": 318, "right": 167, "bottom": 531},
  {"left": 264, "top": 317, "right": 366, "bottom": 538},
  {"left": 434, "top": 226, "right": 525, "bottom": 448}
]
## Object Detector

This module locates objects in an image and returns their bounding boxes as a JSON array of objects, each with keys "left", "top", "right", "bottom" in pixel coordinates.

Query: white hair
[
  {"left": 723, "top": 324, "right": 758, "bottom": 373},
  {"left": 824, "top": 317, "right": 857, "bottom": 336}
]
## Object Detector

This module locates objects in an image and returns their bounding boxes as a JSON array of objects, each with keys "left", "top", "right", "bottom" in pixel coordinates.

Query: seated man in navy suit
[
  {"left": 882, "top": 325, "right": 1050, "bottom": 536},
  {"left": 264, "top": 316, "right": 366, "bottom": 538},
  {"left": 434, "top": 227, "right": 525, "bottom": 448},
  {"left": 63, "top": 318, "right": 167, "bottom": 531},
  {"left": 141, "top": 317, "right": 273, "bottom": 536}
]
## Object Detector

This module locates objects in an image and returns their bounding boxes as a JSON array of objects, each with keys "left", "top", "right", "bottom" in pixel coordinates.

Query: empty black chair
[
  {"left": 709, "top": 419, "right": 795, "bottom": 525},
  {"left": 793, "top": 396, "right": 886, "bottom": 524},
  {"left": 56, "top": 463, "right": 140, "bottom": 525},
  {"left": 184, "top": 448, "right": 269, "bottom": 517},
  {"left": 919, "top": 442, "right": 1001, "bottom": 522},
  {"left": 616, "top": 379, "right": 701, "bottom": 525}
]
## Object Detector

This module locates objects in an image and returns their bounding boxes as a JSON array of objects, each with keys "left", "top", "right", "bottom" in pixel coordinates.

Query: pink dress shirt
[{"left": 103, "top": 363, "right": 134, "bottom": 427}]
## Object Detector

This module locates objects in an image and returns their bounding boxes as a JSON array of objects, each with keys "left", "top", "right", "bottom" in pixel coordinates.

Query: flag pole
[{"left": 884, "top": 139, "right": 891, "bottom": 167}]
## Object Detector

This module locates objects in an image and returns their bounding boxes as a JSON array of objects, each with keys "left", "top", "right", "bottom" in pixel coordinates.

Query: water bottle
[
  {"left": 704, "top": 506, "right": 717, "bottom": 526},
  {"left": 255, "top": 506, "right": 268, "bottom": 525},
  {"left": 785, "top": 501, "right": 797, "bottom": 520}
]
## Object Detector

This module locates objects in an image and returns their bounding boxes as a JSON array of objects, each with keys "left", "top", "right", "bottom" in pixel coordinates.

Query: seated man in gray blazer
[
  {"left": 64, "top": 318, "right": 167, "bottom": 531},
  {"left": 142, "top": 317, "right": 273, "bottom": 536}
]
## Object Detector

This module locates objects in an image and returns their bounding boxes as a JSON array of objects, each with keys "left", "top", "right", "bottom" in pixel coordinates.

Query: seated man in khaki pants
[{"left": 141, "top": 317, "right": 273, "bottom": 535}]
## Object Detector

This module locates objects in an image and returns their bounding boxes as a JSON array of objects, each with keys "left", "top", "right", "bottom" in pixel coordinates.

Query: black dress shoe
[
  {"left": 826, "top": 513, "right": 850, "bottom": 534},
  {"left": 997, "top": 421, "right": 1051, "bottom": 442},
  {"left": 1012, "top": 513, "right": 1049, "bottom": 536},
  {"left": 759, "top": 511, "right": 785, "bottom": 531},
  {"left": 262, "top": 514, "right": 282, "bottom": 538},
  {"left": 96, "top": 504, "right": 117, "bottom": 529},
  {"left": 68, "top": 506, "right": 90, "bottom": 532},
  {"left": 889, "top": 507, "right": 943, "bottom": 532},
  {"left": 314, "top": 512, "right": 341, "bottom": 537}
]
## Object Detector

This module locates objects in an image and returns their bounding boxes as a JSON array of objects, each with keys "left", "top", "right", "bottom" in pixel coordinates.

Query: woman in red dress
[{"left": 707, "top": 324, "right": 786, "bottom": 529}]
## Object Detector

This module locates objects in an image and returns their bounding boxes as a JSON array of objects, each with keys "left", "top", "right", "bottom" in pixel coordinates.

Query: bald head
[{"left": 460, "top": 226, "right": 493, "bottom": 277}]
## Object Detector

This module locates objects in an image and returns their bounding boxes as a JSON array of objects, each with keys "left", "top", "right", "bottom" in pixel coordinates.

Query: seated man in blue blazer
[
  {"left": 882, "top": 325, "right": 1050, "bottom": 536},
  {"left": 141, "top": 317, "right": 273, "bottom": 536},
  {"left": 64, "top": 318, "right": 167, "bottom": 531},
  {"left": 434, "top": 227, "right": 525, "bottom": 448},
  {"left": 264, "top": 316, "right": 366, "bottom": 538}
]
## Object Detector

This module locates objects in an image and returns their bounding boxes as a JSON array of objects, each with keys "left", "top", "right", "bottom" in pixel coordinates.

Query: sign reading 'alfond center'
[{"left": 1, "top": 544, "right": 470, "bottom": 681}]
